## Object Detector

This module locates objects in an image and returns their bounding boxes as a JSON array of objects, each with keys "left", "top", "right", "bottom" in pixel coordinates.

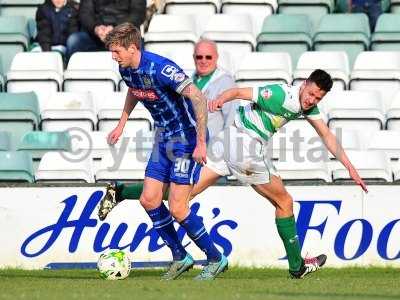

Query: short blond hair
[{"left": 105, "top": 22, "right": 142, "bottom": 50}]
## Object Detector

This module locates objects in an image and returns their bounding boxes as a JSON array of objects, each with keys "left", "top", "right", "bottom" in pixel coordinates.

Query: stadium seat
[
  {"left": 40, "top": 92, "right": 97, "bottom": 132},
  {"left": 313, "top": 14, "right": 370, "bottom": 68},
  {"left": 393, "top": 161, "right": 400, "bottom": 182},
  {"left": 6, "top": 52, "right": 64, "bottom": 100},
  {"left": 256, "top": 14, "right": 313, "bottom": 68},
  {"left": 270, "top": 127, "right": 363, "bottom": 160},
  {"left": 0, "top": 16, "right": 30, "bottom": 73},
  {"left": 35, "top": 151, "right": 95, "bottom": 183},
  {"left": 0, "top": 151, "right": 34, "bottom": 182},
  {"left": 386, "top": 91, "right": 400, "bottom": 130},
  {"left": 277, "top": 0, "right": 335, "bottom": 30},
  {"left": 63, "top": 52, "right": 120, "bottom": 94},
  {"left": 323, "top": 90, "right": 385, "bottom": 138},
  {"left": 95, "top": 150, "right": 151, "bottom": 182},
  {"left": 0, "top": 0, "right": 43, "bottom": 19},
  {"left": 0, "top": 54, "right": 4, "bottom": 91},
  {"left": 350, "top": 51, "right": 400, "bottom": 111},
  {"left": 371, "top": 14, "right": 400, "bottom": 51},
  {"left": 235, "top": 52, "right": 292, "bottom": 85},
  {"left": 0, "top": 131, "right": 12, "bottom": 151},
  {"left": 164, "top": 0, "right": 220, "bottom": 15},
  {"left": 331, "top": 150, "right": 392, "bottom": 182},
  {"left": 366, "top": 130, "right": 400, "bottom": 160},
  {"left": 144, "top": 14, "right": 198, "bottom": 55},
  {"left": 220, "top": 0, "right": 278, "bottom": 36},
  {"left": 17, "top": 131, "right": 72, "bottom": 171},
  {"left": 201, "top": 14, "right": 256, "bottom": 63},
  {"left": 0, "top": 92, "right": 40, "bottom": 149},
  {"left": 95, "top": 92, "right": 154, "bottom": 132},
  {"left": 274, "top": 150, "right": 332, "bottom": 183},
  {"left": 391, "top": 0, "right": 400, "bottom": 13},
  {"left": 293, "top": 51, "right": 350, "bottom": 90}
]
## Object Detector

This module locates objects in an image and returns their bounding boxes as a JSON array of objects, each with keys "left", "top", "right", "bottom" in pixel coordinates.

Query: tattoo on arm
[{"left": 182, "top": 83, "right": 208, "bottom": 142}]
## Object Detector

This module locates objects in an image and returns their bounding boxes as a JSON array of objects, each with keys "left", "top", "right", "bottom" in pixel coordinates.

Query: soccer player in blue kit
[{"left": 103, "top": 23, "right": 227, "bottom": 280}]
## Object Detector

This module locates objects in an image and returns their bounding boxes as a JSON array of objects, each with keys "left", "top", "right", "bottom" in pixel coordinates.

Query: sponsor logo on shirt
[
  {"left": 143, "top": 75, "right": 152, "bottom": 88},
  {"left": 161, "top": 65, "right": 178, "bottom": 80},
  {"left": 261, "top": 88, "right": 272, "bottom": 100},
  {"left": 130, "top": 88, "right": 159, "bottom": 101}
]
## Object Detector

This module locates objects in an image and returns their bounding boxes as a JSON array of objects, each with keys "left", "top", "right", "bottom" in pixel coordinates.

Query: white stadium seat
[
  {"left": 235, "top": 52, "right": 292, "bottom": 84},
  {"left": 201, "top": 14, "right": 256, "bottom": 63},
  {"left": 94, "top": 92, "right": 154, "bottom": 133},
  {"left": 164, "top": 0, "right": 220, "bottom": 15},
  {"left": 386, "top": 91, "right": 400, "bottom": 130},
  {"left": 331, "top": 150, "right": 392, "bottom": 182},
  {"left": 366, "top": 130, "right": 400, "bottom": 160},
  {"left": 6, "top": 52, "right": 64, "bottom": 99},
  {"left": 35, "top": 151, "right": 94, "bottom": 183},
  {"left": 63, "top": 52, "right": 120, "bottom": 93},
  {"left": 393, "top": 161, "right": 400, "bottom": 182},
  {"left": 275, "top": 150, "right": 332, "bottom": 182},
  {"left": 350, "top": 51, "right": 400, "bottom": 110},
  {"left": 144, "top": 14, "right": 198, "bottom": 55},
  {"left": 323, "top": 90, "right": 385, "bottom": 139},
  {"left": 293, "top": 51, "right": 350, "bottom": 90},
  {"left": 41, "top": 92, "right": 97, "bottom": 132},
  {"left": 95, "top": 150, "right": 151, "bottom": 182},
  {"left": 220, "top": 0, "right": 278, "bottom": 36}
]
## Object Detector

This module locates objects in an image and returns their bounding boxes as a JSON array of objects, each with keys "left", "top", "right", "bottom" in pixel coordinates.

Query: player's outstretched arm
[
  {"left": 108, "top": 88, "right": 139, "bottom": 145},
  {"left": 181, "top": 83, "right": 208, "bottom": 164},
  {"left": 308, "top": 118, "right": 368, "bottom": 193},
  {"left": 209, "top": 87, "right": 253, "bottom": 112}
]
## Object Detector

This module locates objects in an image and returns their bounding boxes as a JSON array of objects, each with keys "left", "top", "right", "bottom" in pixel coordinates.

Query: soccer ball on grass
[{"left": 97, "top": 249, "right": 131, "bottom": 280}]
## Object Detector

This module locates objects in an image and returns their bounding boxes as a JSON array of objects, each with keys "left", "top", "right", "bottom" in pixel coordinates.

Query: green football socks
[
  {"left": 117, "top": 182, "right": 168, "bottom": 201},
  {"left": 276, "top": 216, "right": 303, "bottom": 272}
]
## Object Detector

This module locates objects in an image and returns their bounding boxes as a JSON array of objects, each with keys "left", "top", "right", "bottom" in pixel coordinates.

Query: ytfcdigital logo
[{"left": 59, "top": 126, "right": 345, "bottom": 171}]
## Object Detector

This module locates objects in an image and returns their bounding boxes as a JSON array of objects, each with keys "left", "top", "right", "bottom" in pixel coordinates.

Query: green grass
[{"left": 0, "top": 267, "right": 399, "bottom": 300}]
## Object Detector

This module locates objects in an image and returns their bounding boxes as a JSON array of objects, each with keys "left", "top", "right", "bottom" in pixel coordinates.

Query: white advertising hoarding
[{"left": 0, "top": 185, "right": 399, "bottom": 269}]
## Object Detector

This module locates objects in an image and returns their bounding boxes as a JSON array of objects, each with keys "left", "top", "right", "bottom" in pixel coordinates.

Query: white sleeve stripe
[
  {"left": 306, "top": 114, "right": 322, "bottom": 120},
  {"left": 252, "top": 87, "right": 258, "bottom": 102},
  {"left": 176, "top": 78, "right": 192, "bottom": 94}
]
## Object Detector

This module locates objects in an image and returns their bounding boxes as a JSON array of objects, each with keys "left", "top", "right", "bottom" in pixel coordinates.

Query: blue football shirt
[{"left": 119, "top": 51, "right": 197, "bottom": 139}]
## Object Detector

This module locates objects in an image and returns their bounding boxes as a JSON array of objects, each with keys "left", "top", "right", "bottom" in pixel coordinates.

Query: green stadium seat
[
  {"left": 313, "top": 13, "right": 370, "bottom": 68},
  {"left": 0, "top": 0, "right": 43, "bottom": 20},
  {"left": 371, "top": 14, "right": 400, "bottom": 50},
  {"left": 0, "top": 16, "right": 30, "bottom": 73},
  {"left": 0, "top": 151, "right": 34, "bottom": 182},
  {"left": 17, "top": 131, "right": 72, "bottom": 171},
  {"left": 0, "top": 131, "right": 12, "bottom": 151},
  {"left": 257, "top": 14, "right": 313, "bottom": 68},
  {"left": 0, "top": 54, "right": 4, "bottom": 91},
  {"left": 0, "top": 92, "right": 40, "bottom": 150},
  {"left": 277, "top": 0, "right": 335, "bottom": 30}
]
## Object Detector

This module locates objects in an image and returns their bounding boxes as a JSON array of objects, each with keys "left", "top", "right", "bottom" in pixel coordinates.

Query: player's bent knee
[{"left": 139, "top": 192, "right": 162, "bottom": 210}]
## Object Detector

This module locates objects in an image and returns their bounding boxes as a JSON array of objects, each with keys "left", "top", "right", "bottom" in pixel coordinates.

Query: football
[{"left": 97, "top": 249, "right": 131, "bottom": 280}]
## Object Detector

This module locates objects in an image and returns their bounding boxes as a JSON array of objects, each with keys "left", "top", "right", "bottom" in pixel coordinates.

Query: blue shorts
[{"left": 145, "top": 130, "right": 202, "bottom": 185}]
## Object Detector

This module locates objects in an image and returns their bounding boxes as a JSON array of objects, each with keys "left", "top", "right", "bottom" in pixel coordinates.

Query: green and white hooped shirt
[{"left": 235, "top": 84, "right": 322, "bottom": 143}]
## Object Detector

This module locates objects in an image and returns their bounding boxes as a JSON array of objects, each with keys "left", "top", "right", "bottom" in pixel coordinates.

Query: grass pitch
[{"left": 0, "top": 267, "right": 398, "bottom": 300}]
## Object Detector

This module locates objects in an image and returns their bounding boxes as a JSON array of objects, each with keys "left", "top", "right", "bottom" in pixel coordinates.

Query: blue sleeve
[{"left": 155, "top": 59, "right": 192, "bottom": 94}]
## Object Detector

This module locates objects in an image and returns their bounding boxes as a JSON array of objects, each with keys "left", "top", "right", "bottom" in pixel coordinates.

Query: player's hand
[
  {"left": 107, "top": 126, "right": 123, "bottom": 145},
  {"left": 192, "top": 141, "right": 207, "bottom": 165},
  {"left": 208, "top": 98, "right": 225, "bottom": 112},
  {"left": 349, "top": 168, "right": 368, "bottom": 193}
]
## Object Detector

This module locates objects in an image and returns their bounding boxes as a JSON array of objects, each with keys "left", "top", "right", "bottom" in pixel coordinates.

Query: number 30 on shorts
[{"left": 174, "top": 157, "right": 190, "bottom": 174}]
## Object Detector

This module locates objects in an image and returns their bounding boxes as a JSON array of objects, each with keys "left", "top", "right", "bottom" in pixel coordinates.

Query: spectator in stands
[
  {"left": 33, "top": 0, "right": 79, "bottom": 58},
  {"left": 349, "top": 0, "right": 382, "bottom": 31},
  {"left": 192, "top": 39, "right": 237, "bottom": 139},
  {"left": 66, "top": 0, "right": 146, "bottom": 60}
]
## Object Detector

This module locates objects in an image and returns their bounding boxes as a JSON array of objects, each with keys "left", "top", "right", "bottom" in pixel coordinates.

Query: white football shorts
[{"left": 205, "top": 126, "right": 278, "bottom": 185}]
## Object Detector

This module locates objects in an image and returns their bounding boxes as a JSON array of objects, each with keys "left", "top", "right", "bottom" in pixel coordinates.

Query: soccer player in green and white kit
[{"left": 98, "top": 69, "right": 368, "bottom": 279}]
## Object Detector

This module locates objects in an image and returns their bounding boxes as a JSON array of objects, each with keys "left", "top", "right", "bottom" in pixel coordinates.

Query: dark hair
[
  {"left": 104, "top": 22, "right": 142, "bottom": 50},
  {"left": 307, "top": 69, "right": 333, "bottom": 92}
]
